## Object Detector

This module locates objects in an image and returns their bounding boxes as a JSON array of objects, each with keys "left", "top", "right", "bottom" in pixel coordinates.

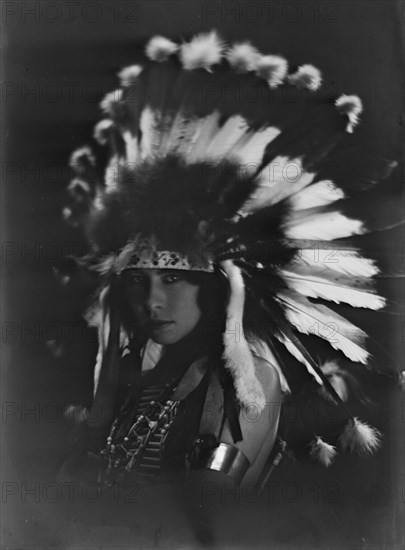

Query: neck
[{"left": 169, "top": 319, "right": 222, "bottom": 358}]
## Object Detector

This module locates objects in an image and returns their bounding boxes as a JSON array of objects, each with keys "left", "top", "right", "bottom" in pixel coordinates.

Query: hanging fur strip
[{"left": 221, "top": 260, "right": 266, "bottom": 411}]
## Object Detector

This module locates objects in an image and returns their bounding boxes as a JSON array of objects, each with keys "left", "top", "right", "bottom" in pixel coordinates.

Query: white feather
[
  {"left": 103, "top": 157, "right": 118, "bottom": 191},
  {"left": 123, "top": 129, "right": 140, "bottom": 164},
  {"left": 161, "top": 111, "right": 207, "bottom": 159},
  {"left": 339, "top": 417, "right": 381, "bottom": 455},
  {"left": 113, "top": 241, "right": 139, "bottom": 274},
  {"left": 139, "top": 106, "right": 161, "bottom": 159},
  {"left": 69, "top": 146, "right": 95, "bottom": 170},
  {"left": 280, "top": 267, "right": 385, "bottom": 309},
  {"left": 276, "top": 290, "right": 369, "bottom": 363},
  {"left": 256, "top": 55, "right": 288, "bottom": 88},
  {"left": 284, "top": 210, "right": 365, "bottom": 240},
  {"left": 68, "top": 177, "right": 90, "bottom": 197},
  {"left": 184, "top": 111, "right": 222, "bottom": 162},
  {"left": 288, "top": 64, "right": 322, "bottom": 91},
  {"left": 335, "top": 94, "right": 363, "bottom": 133},
  {"left": 240, "top": 156, "right": 315, "bottom": 213},
  {"left": 289, "top": 180, "right": 345, "bottom": 210},
  {"left": 203, "top": 115, "right": 250, "bottom": 159},
  {"left": 226, "top": 42, "right": 261, "bottom": 72},
  {"left": 296, "top": 248, "right": 380, "bottom": 278},
  {"left": 62, "top": 206, "right": 72, "bottom": 223},
  {"left": 180, "top": 31, "right": 225, "bottom": 71},
  {"left": 94, "top": 253, "right": 115, "bottom": 275},
  {"left": 145, "top": 36, "right": 179, "bottom": 61},
  {"left": 230, "top": 126, "right": 281, "bottom": 167},
  {"left": 276, "top": 333, "right": 323, "bottom": 385},
  {"left": 309, "top": 436, "right": 337, "bottom": 467},
  {"left": 93, "top": 119, "right": 113, "bottom": 145},
  {"left": 118, "top": 64, "right": 143, "bottom": 87},
  {"left": 99, "top": 89, "right": 123, "bottom": 115}
]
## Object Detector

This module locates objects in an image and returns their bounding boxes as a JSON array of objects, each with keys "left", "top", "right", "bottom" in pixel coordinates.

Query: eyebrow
[{"left": 125, "top": 269, "right": 179, "bottom": 275}]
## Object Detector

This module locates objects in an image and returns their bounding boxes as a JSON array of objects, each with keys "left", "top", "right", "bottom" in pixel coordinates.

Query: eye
[
  {"left": 124, "top": 273, "right": 146, "bottom": 286},
  {"left": 162, "top": 272, "right": 182, "bottom": 284}
]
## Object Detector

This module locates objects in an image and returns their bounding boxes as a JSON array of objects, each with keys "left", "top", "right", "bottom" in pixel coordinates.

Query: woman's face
[{"left": 122, "top": 269, "right": 202, "bottom": 345}]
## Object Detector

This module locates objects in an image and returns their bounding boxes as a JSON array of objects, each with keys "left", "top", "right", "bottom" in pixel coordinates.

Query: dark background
[{"left": 2, "top": 1, "right": 404, "bottom": 548}]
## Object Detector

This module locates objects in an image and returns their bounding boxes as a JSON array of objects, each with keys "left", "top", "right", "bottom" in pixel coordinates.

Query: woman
[
  {"left": 63, "top": 263, "right": 282, "bottom": 490},
  {"left": 98, "top": 265, "right": 281, "bottom": 486},
  {"left": 59, "top": 30, "right": 394, "bottom": 545},
  {"left": 57, "top": 264, "right": 282, "bottom": 546}
]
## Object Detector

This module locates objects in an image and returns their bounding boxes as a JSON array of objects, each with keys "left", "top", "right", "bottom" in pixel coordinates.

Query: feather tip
[
  {"left": 288, "top": 64, "right": 322, "bottom": 91},
  {"left": 256, "top": 55, "right": 288, "bottom": 87},
  {"left": 226, "top": 42, "right": 261, "bottom": 73},
  {"left": 180, "top": 31, "right": 225, "bottom": 71},
  {"left": 309, "top": 436, "right": 337, "bottom": 467},
  {"left": 335, "top": 94, "right": 363, "bottom": 133},
  {"left": 339, "top": 417, "right": 382, "bottom": 455},
  {"left": 145, "top": 36, "right": 179, "bottom": 61}
]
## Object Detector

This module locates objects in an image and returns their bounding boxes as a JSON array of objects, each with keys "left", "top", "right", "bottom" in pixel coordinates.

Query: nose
[{"left": 144, "top": 277, "right": 165, "bottom": 315}]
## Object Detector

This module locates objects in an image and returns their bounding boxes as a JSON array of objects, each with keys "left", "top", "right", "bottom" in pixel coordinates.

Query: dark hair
[{"left": 180, "top": 268, "right": 228, "bottom": 324}]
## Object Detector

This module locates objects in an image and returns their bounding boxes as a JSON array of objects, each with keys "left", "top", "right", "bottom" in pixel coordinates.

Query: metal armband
[{"left": 204, "top": 443, "right": 250, "bottom": 484}]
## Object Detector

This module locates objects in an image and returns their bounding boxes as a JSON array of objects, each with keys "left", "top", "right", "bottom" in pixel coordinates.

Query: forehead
[{"left": 122, "top": 268, "right": 182, "bottom": 276}]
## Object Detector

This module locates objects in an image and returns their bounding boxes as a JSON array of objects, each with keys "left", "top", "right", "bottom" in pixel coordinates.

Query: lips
[{"left": 146, "top": 320, "right": 174, "bottom": 330}]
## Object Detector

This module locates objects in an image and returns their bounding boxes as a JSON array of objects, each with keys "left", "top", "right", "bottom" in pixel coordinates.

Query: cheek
[{"left": 176, "top": 288, "right": 201, "bottom": 324}]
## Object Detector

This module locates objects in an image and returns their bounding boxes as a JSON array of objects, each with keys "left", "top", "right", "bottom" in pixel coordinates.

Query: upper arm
[{"left": 219, "top": 357, "right": 282, "bottom": 484}]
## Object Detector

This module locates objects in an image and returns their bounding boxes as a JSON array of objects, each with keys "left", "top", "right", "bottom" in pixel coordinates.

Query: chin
[{"left": 149, "top": 332, "right": 182, "bottom": 345}]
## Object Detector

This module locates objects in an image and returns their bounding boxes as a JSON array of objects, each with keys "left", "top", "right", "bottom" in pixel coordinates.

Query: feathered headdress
[{"left": 64, "top": 31, "right": 399, "bottom": 467}]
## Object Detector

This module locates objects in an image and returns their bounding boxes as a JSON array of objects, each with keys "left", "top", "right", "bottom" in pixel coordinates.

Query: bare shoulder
[{"left": 253, "top": 355, "right": 282, "bottom": 400}]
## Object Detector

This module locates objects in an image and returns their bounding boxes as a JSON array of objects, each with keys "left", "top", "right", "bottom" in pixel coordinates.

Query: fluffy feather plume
[
  {"left": 93, "top": 119, "right": 113, "bottom": 145},
  {"left": 335, "top": 94, "right": 363, "bottom": 133},
  {"left": 99, "top": 89, "right": 123, "bottom": 115},
  {"left": 226, "top": 42, "right": 260, "bottom": 72},
  {"left": 67, "top": 177, "right": 91, "bottom": 198},
  {"left": 339, "top": 417, "right": 382, "bottom": 455},
  {"left": 180, "top": 31, "right": 225, "bottom": 71},
  {"left": 118, "top": 64, "right": 143, "bottom": 87},
  {"left": 62, "top": 206, "right": 75, "bottom": 226},
  {"left": 145, "top": 36, "right": 178, "bottom": 61},
  {"left": 288, "top": 64, "right": 322, "bottom": 91},
  {"left": 69, "top": 146, "right": 96, "bottom": 172},
  {"left": 309, "top": 436, "right": 337, "bottom": 467},
  {"left": 256, "top": 55, "right": 288, "bottom": 87},
  {"left": 221, "top": 260, "right": 266, "bottom": 411}
]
